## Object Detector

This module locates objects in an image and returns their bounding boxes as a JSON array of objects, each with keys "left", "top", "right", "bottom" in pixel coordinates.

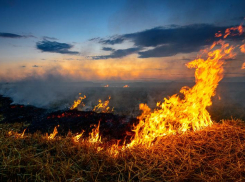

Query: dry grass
[{"left": 1, "top": 119, "right": 245, "bottom": 181}]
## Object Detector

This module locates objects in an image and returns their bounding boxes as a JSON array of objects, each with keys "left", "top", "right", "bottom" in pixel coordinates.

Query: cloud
[
  {"left": 36, "top": 40, "right": 79, "bottom": 55},
  {"left": 138, "top": 43, "right": 201, "bottom": 58},
  {"left": 92, "top": 24, "right": 238, "bottom": 58},
  {"left": 90, "top": 37, "right": 124, "bottom": 45},
  {"left": 32, "top": 65, "right": 40, "bottom": 68},
  {"left": 102, "top": 47, "right": 115, "bottom": 51},
  {"left": 92, "top": 47, "right": 141, "bottom": 59},
  {"left": 42, "top": 36, "right": 58, "bottom": 40},
  {"left": 0, "top": 32, "right": 35, "bottom": 38},
  {"left": 98, "top": 36, "right": 125, "bottom": 45}
]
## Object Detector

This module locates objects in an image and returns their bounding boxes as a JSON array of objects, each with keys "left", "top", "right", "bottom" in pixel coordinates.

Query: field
[
  {"left": 1, "top": 83, "right": 245, "bottom": 181},
  {"left": 1, "top": 119, "right": 245, "bottom": 181}
]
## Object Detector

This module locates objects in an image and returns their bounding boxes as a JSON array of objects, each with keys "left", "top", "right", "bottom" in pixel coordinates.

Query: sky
[{"left": 1, "top": 0, "right": 245, "bottom": 82}]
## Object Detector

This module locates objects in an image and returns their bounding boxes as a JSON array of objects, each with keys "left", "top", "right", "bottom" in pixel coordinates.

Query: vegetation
[{"left": 1, "top": 119, "right": 245, "bottom": 181}]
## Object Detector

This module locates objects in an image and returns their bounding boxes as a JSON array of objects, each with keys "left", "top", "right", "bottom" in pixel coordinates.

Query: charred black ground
[{"left": 0, "top": 95, "right": 138, "bottom": 143}]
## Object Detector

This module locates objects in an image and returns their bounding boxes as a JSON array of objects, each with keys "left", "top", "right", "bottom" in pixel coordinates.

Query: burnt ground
[{"left": 0, "top": 95, "right": 138, "bottom": 143}]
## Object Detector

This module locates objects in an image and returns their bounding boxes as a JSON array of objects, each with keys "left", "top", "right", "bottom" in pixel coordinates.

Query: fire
[
  {"left": 240, "top": 44, "right": 245, "bottom": 53},
  {"left": 242, "top": 62, "right": 245, "bottom": 70},
  {"left": 223, "top": 25, "right": 243, "bottom": 38},
  {"left": 70, "top": 94, "right": 86, "bottom": 110},
  {"left": 89, "top": 121, "right": 101, "bottom": 143},
  {"left": 8, "top": 128, "right": 26, "bottom": 138},
  {"left": 104, "top": 84, "right": 109, "bottom": 87},
  {"left": 123, "top": 85, "right": 129, "bottom": 88},
  {"left": 47, "top": 125, "right": 59, "bottom": 140},
  {"left": 127, "top": 36, "right": 237, "bottom": 147},
  {"left": 93, "top": 96, "right": 114, "bottom": 113},
  {"left": 215, "top": 31, "right": 222, "bottom": 37},
  {"left": 240, "top": 44, "right": 245, "bottom": 69},
  {"left": 73, "top": 131, "right": 84, "bottom": 142}
]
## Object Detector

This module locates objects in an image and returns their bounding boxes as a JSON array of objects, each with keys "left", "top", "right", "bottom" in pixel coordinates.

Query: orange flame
[
  {"left": 242, "top": 62, "right": 245, "bottom": 70},
  {"left": 123, "top": 85, "right": 129, "bottom": 88},
  {"left": 223, "top": 25, "right": 243, "bottom": 38},
  {"left": 73, "top": 131, "right": 84, "bottom": 142},
  {"left": 127, "top": 39, "right": 235, "bottom": 147},
  {"left": 240, "top": 44, "right": 245, "bottom": 53},
  {"left": 240, "top": 44, "right": 245, "bottom": 69},
  {"left": 70, "top": 94, "right": 86, "bottom": 110},
  {"left": 47, "top": 125, "right": 59, "bottom": 140},
  {"left": 89, "top": 121, "right": 101, "bottom": 143},
  {"left": 8, "top": 129, "right": 27, "bottom": 138},
  {"left": 104, "top": 84, "right": 109, "bottom": 87},
  {"left": 93, "top": 96, "right": 114, "bottom": 113},
  {"left": 215, "top": 31, "right": 222, "bottom": 37}
]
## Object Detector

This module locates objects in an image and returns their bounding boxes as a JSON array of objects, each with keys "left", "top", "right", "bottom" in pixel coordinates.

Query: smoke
[
  {"left": 0, "top": 74, "right": 96, "bottom": 109},
  {"left": 1, "top": 76, "right": 245, "bottom": 121}
]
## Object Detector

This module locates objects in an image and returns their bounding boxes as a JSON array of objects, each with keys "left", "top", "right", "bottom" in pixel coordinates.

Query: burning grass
[
  {"left": 1, "top": 23, "right": 245, "bottom": 182},
  {"left": 1, "top": 119, "right": 245, "bottom": 181}
]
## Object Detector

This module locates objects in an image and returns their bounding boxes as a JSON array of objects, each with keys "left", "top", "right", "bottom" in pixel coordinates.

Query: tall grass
[{"left": 1, "top": 119, "right": 245, "bottom": 181}]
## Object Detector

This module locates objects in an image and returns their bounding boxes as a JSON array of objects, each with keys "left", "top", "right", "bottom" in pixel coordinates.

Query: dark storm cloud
[
  {"left": 0, "top": 32, "right": 35, "bottom": 38},
  {"left": 93, "top": 47, "right": 141, "bottom": 59},
  {"left": 92, "top": 24, "right": 241, "bottom": 58},
  {"left": 36, "top": 40, "right": 79, "bottom": 55}
]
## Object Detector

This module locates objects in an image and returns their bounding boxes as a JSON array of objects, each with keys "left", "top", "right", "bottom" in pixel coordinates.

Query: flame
[
  {"left": 93, "top": 96, "right": 114, "bottom": 113},
  {"left": 89, "top": 121, "right": 101, "bottom": 143},
  {"left": 240, "top": 44, "right": 245, "bottom": 69},
  {"left": 242, "top": 62, "right": 245, "bottom": 70},
  {"left": 240, "top": 44, "right": 245, "bottom": 53},
  {"left": 47, "top": 125, "right": 59, "bottom": 140},
  {"left": 123, "top": 85, "right": 129, "bottom": 88},
  {"left": 70, "top": 94, "right": 86, "bottom": 110},
  {"left": 223, "top": 25, "right": 243, "bottom": 38},
  {"left": 107, "top": 140, "right": 123, "bottom": 157},
  {"left": 73, "top": 131, "right": 84, "bottom": 142},
  {"left": 8, "top": 129, "right": 27, "bottom": 138},
  {"left": 104, "top": 84, "right": 109, "bottom": 87},
  {"left": 127, "top": 38, "right": 236, "bottom": 147},
  {"left": 215, "top": 31, "right": 222, "bottom": 37}
]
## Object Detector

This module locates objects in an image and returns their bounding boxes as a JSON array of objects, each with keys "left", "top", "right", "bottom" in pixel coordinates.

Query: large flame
[{"left": 128, "top": 39, "right": 236, "bottom": 147}]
